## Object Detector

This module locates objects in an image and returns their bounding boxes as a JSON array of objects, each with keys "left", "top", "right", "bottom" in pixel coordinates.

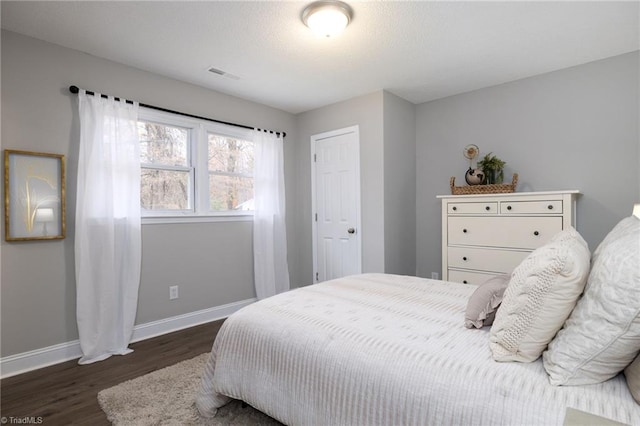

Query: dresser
[{"left": 437, "top": 191, "right": 580, "bottom": 285}]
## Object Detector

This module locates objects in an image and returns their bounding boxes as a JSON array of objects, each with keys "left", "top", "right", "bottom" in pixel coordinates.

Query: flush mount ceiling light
[{"left": 302, "top": 1, "right": 353, "bottom": 38}]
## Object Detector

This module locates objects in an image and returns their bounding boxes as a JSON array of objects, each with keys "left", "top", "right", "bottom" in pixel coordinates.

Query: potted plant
[{"left": 477, "top": 153, "right": 506, "bottom": 184}]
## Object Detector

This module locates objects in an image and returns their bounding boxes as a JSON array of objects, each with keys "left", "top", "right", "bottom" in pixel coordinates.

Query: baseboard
[
  {"left": 129, "top": 298, "right": 256, "bottom": 343},
  {"left": 0, "top": 298, "right": 256, "bottom": 379},
  {"left": 0, "top": 340, "right": 85, "bottom": 380}
]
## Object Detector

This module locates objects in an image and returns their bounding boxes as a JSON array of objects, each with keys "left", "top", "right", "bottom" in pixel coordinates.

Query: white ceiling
[{"left": 2, "top": 1, "right": 638, "bottom": 114}]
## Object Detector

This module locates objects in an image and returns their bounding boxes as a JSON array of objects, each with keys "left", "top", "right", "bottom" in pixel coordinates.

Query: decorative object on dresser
[
  {"left": 463, "top": 144, "right": 479, "bottom": 161},
  {"left": 451, "top": 174, "right": 518, "bottom": 195},
  {"left": 462, "top": 144, "right": 484, "bottom": 185},
  {"left": 452, "top": 147, "right": 516, "bottom": 194},
  {"left": 464, "top": 168, "right": 485, "bottom": 185},
  {"left": 437, "top": 190, "right": 580, "bottom": 285},
  {"left": 477, "top": 152, "right": 506, "bottom": 184}
]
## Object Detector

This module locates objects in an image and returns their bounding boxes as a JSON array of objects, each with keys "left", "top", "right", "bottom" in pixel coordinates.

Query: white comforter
[{"left": 196, "top": 273, "right": 640, "bottom": 425}]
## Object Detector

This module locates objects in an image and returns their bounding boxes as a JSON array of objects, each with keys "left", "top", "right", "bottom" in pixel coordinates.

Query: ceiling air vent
[{"left": 207, "top": 67, "right": 240, "bottom": 80}]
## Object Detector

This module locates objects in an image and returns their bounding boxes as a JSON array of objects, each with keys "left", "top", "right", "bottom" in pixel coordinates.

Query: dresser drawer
[
  {"left": 500, "top": 200, "right": 563, "bottom": 214},
  {"left": 448, "top": 202, "right": 498, "bottom": 214},
  {"left": 448, "top": 216, "right": 562, "bottom": 249},
  {"left": 448, "top": 246, "right": 530, "bottom": 274},
  {"left": 448, "top": 269, "right": 499, "bottom": 286}
]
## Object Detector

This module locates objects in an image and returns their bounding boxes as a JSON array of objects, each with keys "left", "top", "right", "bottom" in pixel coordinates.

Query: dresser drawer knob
[
  {"left": 463, "top": 257, "right": 468, "bottom": 261},
  {"left": 534, "top": 231, "right": 540, "bottom": 236},
  {"left": 507, "top": 205, "right": 512, "bottom": 210},
  {"left": 452, "top": 206, "right": 457, "bottom": 211},
  {"left": 548, "top": 205, "right": 553, "bottom": 210},
  {"left": 485, "top": 206, "right": 490, "bottom": 211},
  {"left": 463, "top": 280, "right": 468, "bottom": 284},
  {"left": 463, "top": 229, "right": 468, "bottom": 233}
]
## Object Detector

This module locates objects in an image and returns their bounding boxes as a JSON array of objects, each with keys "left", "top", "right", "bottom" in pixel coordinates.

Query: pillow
[
  {"left": 543, "top": 217, "right": 640, "bottom": 385},
  {"left": 625, "top": 354, "right": 640, "bottom": 404},
  {"left": 592, "top": 216, "right": 639, "bottom": 263},
  {"left": 464, "top": 274, "right": 510, "bottom": 329},
  {"left": 489, "top": 227, "right": 590, "bottom": 362}
]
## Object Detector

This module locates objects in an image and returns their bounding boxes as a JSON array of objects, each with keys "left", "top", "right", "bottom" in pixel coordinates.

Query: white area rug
[{"left": 98, "top": 353, "right": 281, "bottom": 425}]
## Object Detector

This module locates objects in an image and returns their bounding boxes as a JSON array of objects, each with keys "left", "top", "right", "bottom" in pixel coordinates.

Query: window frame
[
  {"left": 139, "top": 112, "right": 195, "bottom": 215},
  {"left": 138, "top": 107, "right": 255, "bottom": 223}
]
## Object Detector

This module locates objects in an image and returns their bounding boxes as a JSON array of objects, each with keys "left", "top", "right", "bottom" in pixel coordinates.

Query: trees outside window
[
  {"left": 138, "top": 108, "right": 253, "bottom": 217},
  {"left": 208, "top": 134, "right": 254, "bottom": 211},
  {"left": 139, "top": 121, "right": 190, "bottom": 210}
]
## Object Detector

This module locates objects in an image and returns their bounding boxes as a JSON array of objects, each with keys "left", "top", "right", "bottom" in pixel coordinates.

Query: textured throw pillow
[
  {"left": 464, "top": 274, "right": 510, "bottom": 329},
  {"left": 489, "top": 227, "right": 590, "bottom": 362},
  {"left": 625, "top": 354, "right": 640, "bottom": 404},
  {"left": 543, "top": 217, "right": 640, "bottom": 385}
]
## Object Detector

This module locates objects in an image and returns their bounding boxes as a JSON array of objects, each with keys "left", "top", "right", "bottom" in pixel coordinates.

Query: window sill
[{"left": 142, "top": 214, "right": 253, "bottom": 225}]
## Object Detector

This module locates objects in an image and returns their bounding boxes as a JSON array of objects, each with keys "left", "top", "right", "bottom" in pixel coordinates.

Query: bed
[{"left": 195, "top": 273, "right": 640, "bottom": 425}]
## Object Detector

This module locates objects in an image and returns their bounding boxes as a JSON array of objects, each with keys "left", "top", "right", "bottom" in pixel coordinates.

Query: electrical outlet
[
  {"left": 169, "top": 285, "right": 179, "bottom": 300},
  {"left": 431, "top": 272, "right": 439, "bottom": 280}
]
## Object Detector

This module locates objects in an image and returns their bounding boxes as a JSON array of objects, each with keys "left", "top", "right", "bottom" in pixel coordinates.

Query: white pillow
[
  {"left": 624, "top": 354, "right": 640, "bottom": 404},
  {"left": 489, "top": 227, "right": 590, "bottom": 362},
  {"left": 592, "top": 216, "right": 639, "bottom": 263},
  {"left": 543, "top": 217, "right": 640, "bottom": 385}
]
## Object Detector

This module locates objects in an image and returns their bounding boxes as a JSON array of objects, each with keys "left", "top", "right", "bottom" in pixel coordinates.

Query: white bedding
[{"left": 196, "top": 273, "right": 640, "bottom": 425}]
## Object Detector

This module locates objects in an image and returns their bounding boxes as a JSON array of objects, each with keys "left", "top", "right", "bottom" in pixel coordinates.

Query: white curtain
[
  {"left": 252, "top": 130, "right": 290, "bottom": 299},
  {"left": 75, "top": 90, "right": 141, "bottom": 364}
]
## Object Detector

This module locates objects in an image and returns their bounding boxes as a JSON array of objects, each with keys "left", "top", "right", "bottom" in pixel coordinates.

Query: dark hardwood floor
[{"left": 1, "top": 319, "right": 224, "bottom": 425}]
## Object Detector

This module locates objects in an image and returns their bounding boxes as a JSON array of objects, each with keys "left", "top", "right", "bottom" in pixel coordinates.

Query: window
[
  {"left": 138, "top": 108, "right": 254, "bottom": 219},
  {"left": 207, "top": 134, "right": 254, "bottom": 211},
  {"left": 139, "top": 121, "right": 192, "bottom": 211}
]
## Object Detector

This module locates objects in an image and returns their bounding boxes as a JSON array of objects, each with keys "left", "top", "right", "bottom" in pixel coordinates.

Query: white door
[{"left": 311, "top": 126, "right": 361, "bottom": 283}]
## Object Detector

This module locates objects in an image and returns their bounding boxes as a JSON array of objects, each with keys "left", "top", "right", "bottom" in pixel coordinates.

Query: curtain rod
[{"left": 68, "top": 85, "right": 286, "bottom": 138}]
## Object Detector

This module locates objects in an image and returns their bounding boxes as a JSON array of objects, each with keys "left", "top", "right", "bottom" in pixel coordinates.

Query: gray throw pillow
[{"left": 464, "top": 274, "right": 510, "bottom": 329}]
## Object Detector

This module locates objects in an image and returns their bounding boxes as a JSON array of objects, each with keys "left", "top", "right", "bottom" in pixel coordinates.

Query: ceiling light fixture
[{"left": 302, "top": 1, "right": 353, "bottom": 38}]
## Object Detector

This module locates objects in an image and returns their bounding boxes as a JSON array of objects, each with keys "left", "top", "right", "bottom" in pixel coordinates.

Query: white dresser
[{"left": 437, "top": 191, "right": 580, "bottom": 285}]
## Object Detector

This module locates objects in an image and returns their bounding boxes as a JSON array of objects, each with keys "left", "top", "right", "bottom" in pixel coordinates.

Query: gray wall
[
  {"left": 137, "top": 222, "right": 254, "bottom": 324},
  {"left": 292, "top": 90, "right": 417, "bottom": 283},
  {"left": 416, "top": 52, "right": 640, "bottom": 278},
  {"left": 383, "top": 92, "right": 417, "bottom": 275},
  {"left": 3, "top": 29, "right": 638, "bottom": 359},
  {"left": 1, "top": 30, "right": 298, "bottom": 357},
  {"left": 294, "top": 92, "right": 385, "bottom": 285}
]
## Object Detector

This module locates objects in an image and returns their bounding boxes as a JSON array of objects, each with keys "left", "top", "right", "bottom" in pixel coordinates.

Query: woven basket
[{"left": 450, "top": 173, "right": 518, "bottom": 195}]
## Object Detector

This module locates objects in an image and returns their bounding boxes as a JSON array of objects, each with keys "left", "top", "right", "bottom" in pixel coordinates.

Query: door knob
[{"left": 347, "top": 228, "right": 356, "bottom": 234}]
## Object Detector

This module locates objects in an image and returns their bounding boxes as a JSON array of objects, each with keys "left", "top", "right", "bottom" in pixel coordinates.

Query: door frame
[{"left": 311, "top": 125, "right": 362, "bottom": 283}]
